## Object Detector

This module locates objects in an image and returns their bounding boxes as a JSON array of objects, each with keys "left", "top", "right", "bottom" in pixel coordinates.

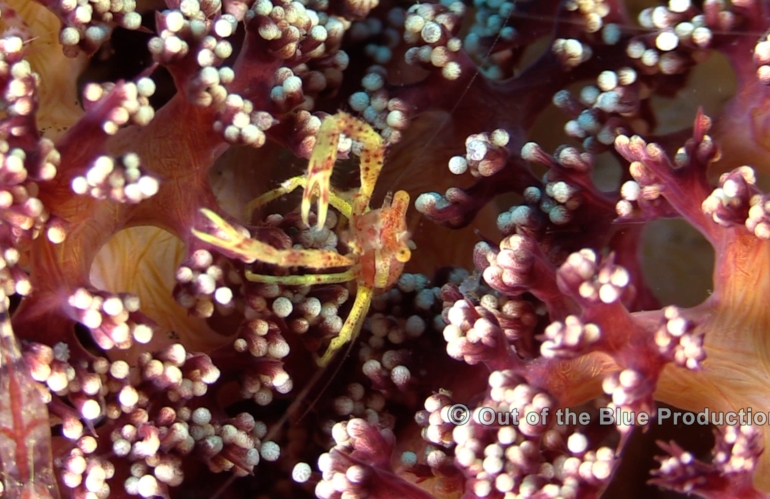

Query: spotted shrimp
[{"left": 194, "top": 111, "right": 413, "bottom": 366}]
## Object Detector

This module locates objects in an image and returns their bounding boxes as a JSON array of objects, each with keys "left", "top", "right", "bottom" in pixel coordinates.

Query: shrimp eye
[{"left": 396, "top": 246, "right": 411, "bottom": 263}]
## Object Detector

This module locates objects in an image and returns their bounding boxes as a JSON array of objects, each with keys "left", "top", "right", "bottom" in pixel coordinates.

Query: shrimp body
[
  {"left": 194, "top": 112, "right": 412, "bottom": 366},
  {"left": 0, "top": 291, "right": 58, "bottom": 499}
]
